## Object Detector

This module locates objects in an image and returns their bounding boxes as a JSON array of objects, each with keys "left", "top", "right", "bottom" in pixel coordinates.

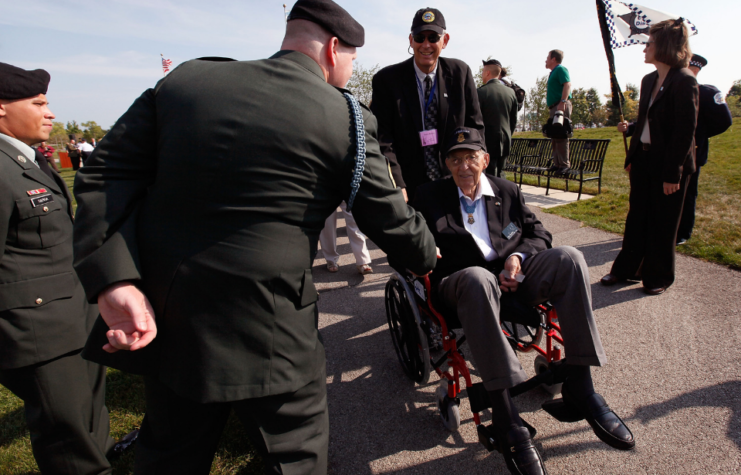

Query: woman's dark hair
[{"left": 649, "top": 18, "right": 692, "bottom": 68}]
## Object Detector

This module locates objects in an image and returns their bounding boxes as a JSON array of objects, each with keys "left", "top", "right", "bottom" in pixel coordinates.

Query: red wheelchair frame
[{"left": 384, "top": 270, "right": 568, "bottom": 446}]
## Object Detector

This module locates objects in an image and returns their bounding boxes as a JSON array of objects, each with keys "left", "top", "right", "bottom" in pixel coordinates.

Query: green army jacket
[
  {"left": 73, "top": 51, "right": 437, "bottom": 403},
  {"left": 0, "top": 139, "right": 96, "bottom": 369}
]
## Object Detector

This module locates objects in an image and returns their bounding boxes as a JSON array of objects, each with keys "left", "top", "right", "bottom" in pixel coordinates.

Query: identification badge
[
  {"left": 27, "top": 188, "right": 48, "bottom": 196},
  {"left": 30, "top": 194, "right": 54, "bottom": 208},
  {"left": 419, "top": 129, "right": 438, "bottom": 147},
  {"left": 502, "top": 222, "right": 519, "bottom": 240}
]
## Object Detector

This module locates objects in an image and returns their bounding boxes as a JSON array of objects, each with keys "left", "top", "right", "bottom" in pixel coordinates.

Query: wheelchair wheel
[
  {"left": 436, "top": 382, "right": 461, "bottom": 432},
  {"left": 385, "top": 274, "right": 431, "bottom": 384},
  {"left": 501, "top": 306, "right": 545, "bottom": 351},
  {"left": 534, "top": 355, "right": 563, "bottom": 395}
]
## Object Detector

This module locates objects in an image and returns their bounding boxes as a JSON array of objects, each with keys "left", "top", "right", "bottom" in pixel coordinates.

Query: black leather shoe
[
  {"left": 500, "top": 426, "right": 548, "bottom": 475},
  {"left": 562, "top": 390, "right": 635, "bottom": 450},
  {"left": 600, "top": 274, "right": 620, "bottom": 286},
  {"left": 643, "top": 286, "right": 666, "bottom": 296},
  {"left": 107, "top": 429, "right": 139, "bottom": 460}
]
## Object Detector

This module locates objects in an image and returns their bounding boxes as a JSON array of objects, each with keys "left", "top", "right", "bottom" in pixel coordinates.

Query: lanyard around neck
[{"left": 415, "top": 72, "right": 438, "bottom": 119}]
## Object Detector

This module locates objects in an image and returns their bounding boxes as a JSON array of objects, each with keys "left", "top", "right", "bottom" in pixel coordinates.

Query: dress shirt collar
[
  {"left": 457, "top": 176, "right": 495, "bottom": 204},
  {"left": 0, "top": 132, "right": 38, "bottom": 166},
  {"left": 413, "top": 60, "right": 437, "bottom": 84}
]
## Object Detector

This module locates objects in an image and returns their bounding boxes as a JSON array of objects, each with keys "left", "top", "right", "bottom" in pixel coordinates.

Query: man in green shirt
[{"left": 545, "top": 49, "right": 572, "bottom": 172}]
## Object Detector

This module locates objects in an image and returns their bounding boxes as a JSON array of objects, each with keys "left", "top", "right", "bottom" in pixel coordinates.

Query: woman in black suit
[{"left": 601, "top": 18, "right": 698, "bottom": 295}]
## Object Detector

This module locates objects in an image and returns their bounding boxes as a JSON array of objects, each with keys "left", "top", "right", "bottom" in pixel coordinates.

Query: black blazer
[
  {"left": 695, "top": 84, "right": 733, "bottom": 167},
  {"left": 0, "top": 139, "right": 97, "bottom": 369},
  {"left": 625, "top": 68, "right": 699, "bottom": 183},
  {"left": 412, "top": 176, "right": 552, "bottom": 287},
  {"left": 370, "top": 57, "right": 484, "bottom": 200}
]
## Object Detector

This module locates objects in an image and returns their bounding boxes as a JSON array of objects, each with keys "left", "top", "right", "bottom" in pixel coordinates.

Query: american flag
[{"left": 161, "top": 54, "right": 173, "bottom": 75}]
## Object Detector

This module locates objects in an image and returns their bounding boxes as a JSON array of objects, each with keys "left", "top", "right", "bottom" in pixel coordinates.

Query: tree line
[
  {"left": 47, "top": 120, "right": 109, "bottom": 148},
  {"left": 344, "top": 62, "right": 741, "bottom": 132}
]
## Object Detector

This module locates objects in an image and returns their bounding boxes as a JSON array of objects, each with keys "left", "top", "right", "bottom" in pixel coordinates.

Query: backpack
[{"left": 501, "top": 78, "right": 526, "bottom": 111}]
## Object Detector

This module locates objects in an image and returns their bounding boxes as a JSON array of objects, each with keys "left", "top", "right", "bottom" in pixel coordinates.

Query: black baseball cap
[
  {"left": 446, "top": 128, "right": 486, "bottom": 155},
  {"left": 689, "top": 54, "right": 707, "bottom": 69},
  {"left": 482, "top": 59, "right": 502, "bottom": 67},
  {"left": 0, "top": 62, "right": 50, "bottom": 100},
  {"left": 288, "top": 0, "right": 365, "bottom": 47},
  {"left": 411, "top": 8, "right": 446, "bottom": 35}
]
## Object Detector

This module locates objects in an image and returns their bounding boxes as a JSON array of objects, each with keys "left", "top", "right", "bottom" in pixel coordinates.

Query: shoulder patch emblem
[
  {"left": 714, "top": 92, "right": 725, "bottom": 105},
  {"left": 422, "top": 11, "right": 435, "bottom": 22}
]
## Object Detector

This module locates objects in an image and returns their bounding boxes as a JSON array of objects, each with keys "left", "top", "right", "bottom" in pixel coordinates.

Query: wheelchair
[{"left": 384, "top": 269, "right": 570, "bottom": 452}]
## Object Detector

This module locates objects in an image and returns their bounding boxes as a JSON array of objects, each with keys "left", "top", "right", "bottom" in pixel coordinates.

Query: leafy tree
[
  {"left": 523, "top": 75, "right": 549, "bottom": 131},
  {"left": 66, "top": 120, "right": 82, "bottom": 135},
  {"left": 475, "top": 56, "right": 514, "bottom": 88},
  {"left": 48, "top": 121, "right": 68, "bottom": 146},
  {"left": 345, "top": 62, "right": 379, "bottom": 106},
  {"left": 570, "top": 88, "right": 590, "bottom": 128},
  {"left": 585, "top": 88, "right": 602, "bottom": 126},
  {"left": 727, "top": 79, "right": 741, "bottom": 98},
  {"left": 727, "top": 96, "right": 741, "bottom": 118},
  {"left": 81, "top": 121, "right": 107, "bottom": 141},
  {"left": 604, "top": 83, "right": 638, "bottom": 125}
]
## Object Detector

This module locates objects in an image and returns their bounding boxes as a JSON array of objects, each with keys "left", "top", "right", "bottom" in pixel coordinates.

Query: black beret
[
  {"left": 482, "top": 59, "right": 502, "bottom": 67},
  {"left": 411, "top": 8, "right": 446, "bottom": 35},
  {"left": 446, "top": 128, "right": 486, "bottom": 156},
  {"left": 0, "top": 62, "right": 50, "bottom": 100},
  {"left": 288, "top": 0, "right": 365, "bottom": 47},
  {"left": 690, "top": 54, "right": 707, "bottom": 69}
]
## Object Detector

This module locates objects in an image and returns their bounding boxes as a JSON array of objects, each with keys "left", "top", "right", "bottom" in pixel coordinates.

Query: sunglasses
[{"left": 412, "top": 32, "right": 443, "bottom": 44}]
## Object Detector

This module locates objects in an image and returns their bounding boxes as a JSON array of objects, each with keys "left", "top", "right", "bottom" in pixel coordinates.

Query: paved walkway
[{"left": 314, "top": 208, "right": 741, "bottom": 474}]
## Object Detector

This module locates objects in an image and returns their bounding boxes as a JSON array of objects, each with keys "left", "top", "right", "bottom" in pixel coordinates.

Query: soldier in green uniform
[
  {"left": 72, "top": 1, "right": 437, "bottom": 473},
  {"left": 477, "top": 59, "right": 518, "bottom": 177},
  {"left": 0, "top": 63, "right": 114, "bottom": 474}
]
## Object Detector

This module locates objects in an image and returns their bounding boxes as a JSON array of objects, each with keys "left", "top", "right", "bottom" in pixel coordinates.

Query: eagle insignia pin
[{"left": 17, "top": 155, "right": 26, "bottom": 163}]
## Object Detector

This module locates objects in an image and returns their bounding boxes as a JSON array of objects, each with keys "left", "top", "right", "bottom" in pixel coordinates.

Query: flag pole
[
  {"left": 283, "top": 4, "right": 288, "bottom": 23},
  {"left": 595, "top": 0, "right": 629, "bottom": 158}
]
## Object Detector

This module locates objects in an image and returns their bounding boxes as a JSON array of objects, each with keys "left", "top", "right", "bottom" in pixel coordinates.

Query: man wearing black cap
[
  {"left": 0, "top": 62, "right": 114, "bottom": 474},
  {"left": 72, "top": 0, "right": 437, "bottom": 473},
  {"left": 371, "top": 7, "right": 484, "bottom": 202},
  {"left": 478, "top": 59, "right": 518, "bottom": 177},
  {"left": 676, "top": 54, "right": 733, "bottom": 245},
  {"left": 412, "top": 128, "right": 634, "bottom": 474}
]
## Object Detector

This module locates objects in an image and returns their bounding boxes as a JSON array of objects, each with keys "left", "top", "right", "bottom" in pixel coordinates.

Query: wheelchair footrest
[
  {"left": 477, "top": 420, "right": 538, "bottom": 453},
  {"left": 542, "top": 399, "right": 585, "bottom": 423}
]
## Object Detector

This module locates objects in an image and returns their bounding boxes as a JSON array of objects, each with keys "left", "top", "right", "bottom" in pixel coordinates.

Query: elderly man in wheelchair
[{"left": 395, "top": 128, "right": 634, "bottom": 475}]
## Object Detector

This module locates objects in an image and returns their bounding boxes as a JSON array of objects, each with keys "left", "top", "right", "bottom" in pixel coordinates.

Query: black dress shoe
[
  {"left": 107, "top": 429, "right": 139, "bottom": 460},
  {"left": 600, "top": 274, "right": 620, "bottom": 286},
  {"left": 562, "top": 389, "right": 635, "bottom": 450},
  {"left": 643, "top": 286, "right": 666, "bottom": 296},
  {"left": 500, "top": 426, "right": 548, "bottom": 475}
]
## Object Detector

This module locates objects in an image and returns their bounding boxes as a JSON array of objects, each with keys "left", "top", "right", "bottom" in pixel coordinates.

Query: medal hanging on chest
[{"left": 459, "top": 196, "right": 477, "bottom": 225}]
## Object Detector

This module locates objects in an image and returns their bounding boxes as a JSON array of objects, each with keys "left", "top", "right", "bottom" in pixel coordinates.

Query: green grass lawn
[{"left": 513, "top": 118, "right": 741, "bottom": 269}]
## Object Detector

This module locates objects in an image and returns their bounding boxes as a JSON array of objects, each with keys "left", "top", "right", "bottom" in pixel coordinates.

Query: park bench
[{"left": 505, "top": 138, "right": 610, "bottom": 200}]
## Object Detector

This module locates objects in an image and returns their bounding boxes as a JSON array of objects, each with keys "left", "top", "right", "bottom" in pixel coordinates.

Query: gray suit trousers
[{"left": 438, "top": 246, "right": 606, "bottom": 391}]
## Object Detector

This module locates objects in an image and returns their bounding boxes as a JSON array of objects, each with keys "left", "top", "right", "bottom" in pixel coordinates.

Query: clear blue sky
[{"left": 2, "top": 0, "right": 738, "bottom": 128}]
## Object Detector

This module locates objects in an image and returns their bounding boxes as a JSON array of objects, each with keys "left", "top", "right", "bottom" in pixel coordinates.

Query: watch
[{"left": 561, "top": 99, "right": 568, "bottom": 103}]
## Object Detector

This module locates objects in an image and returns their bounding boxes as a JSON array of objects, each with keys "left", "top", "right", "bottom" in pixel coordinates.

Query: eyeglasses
[
  {"left": 412, "top": 32, "right": 442, "bottom": 44},
  {"left": 446, "top": 153, "right": 482, "bottom": 167}
]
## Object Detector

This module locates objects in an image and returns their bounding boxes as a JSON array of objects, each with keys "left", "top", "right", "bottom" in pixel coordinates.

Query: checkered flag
[{"left": 601, "top": 1, "right": 698, "bottom": 49}]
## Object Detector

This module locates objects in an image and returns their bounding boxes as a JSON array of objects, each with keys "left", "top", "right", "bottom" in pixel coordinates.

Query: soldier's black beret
[
  {"left": 288, "top": 0, "right": 365, "bottom": 47},
  {"left": 482, "top": 59, "right": 502, "bottom": 67},
  {"left": 0, "top": 62, "right": 50, "bottom": 100},
  {"left": 689, "top": 54, "right": 707, "bottom": 69}
]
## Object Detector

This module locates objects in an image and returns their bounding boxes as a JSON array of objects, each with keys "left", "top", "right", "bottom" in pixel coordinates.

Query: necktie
[
  {"left": 35, "top": 150, "right": 55, "bottom": 180},
  {"left": 423, "top": 76, "right": 441, "bottom": 181}
]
